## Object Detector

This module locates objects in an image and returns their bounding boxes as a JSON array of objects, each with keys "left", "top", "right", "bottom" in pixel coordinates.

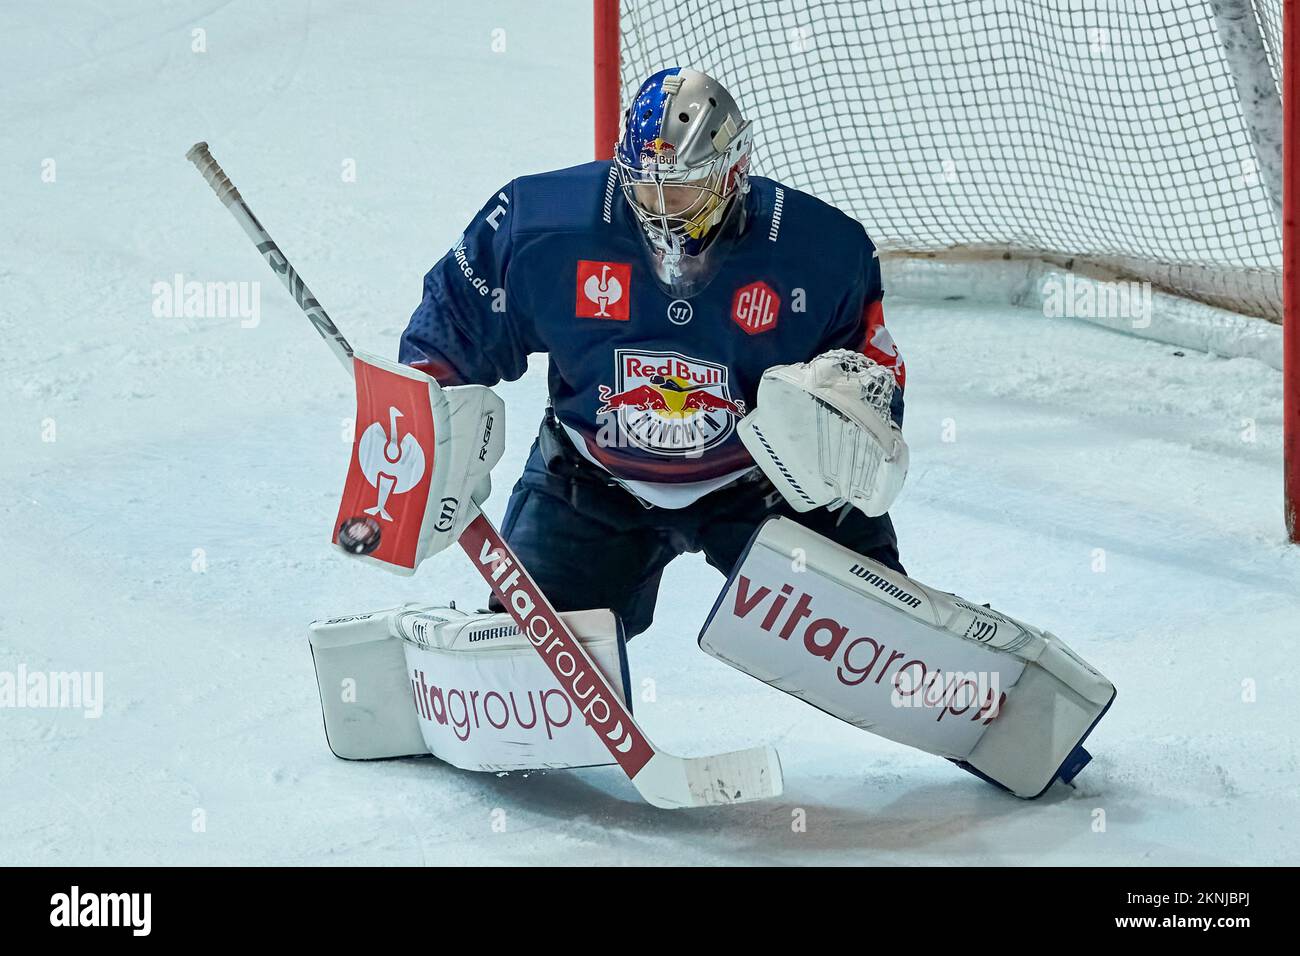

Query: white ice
[{"left": 2, "top": 1, "right": 1296, "bottom": 866}]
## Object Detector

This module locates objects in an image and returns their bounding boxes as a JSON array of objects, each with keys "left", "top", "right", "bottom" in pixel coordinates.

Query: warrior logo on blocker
[{"left": 597, "top": 349, "right": 746, "bottom": 456}]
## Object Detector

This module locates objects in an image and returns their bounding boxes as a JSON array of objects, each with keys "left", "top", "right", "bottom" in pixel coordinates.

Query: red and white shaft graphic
[{"left": 459, "top": 512, "right": 655, "bottom": 777}]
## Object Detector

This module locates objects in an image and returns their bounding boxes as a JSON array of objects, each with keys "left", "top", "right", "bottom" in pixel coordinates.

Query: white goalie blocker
[
  {"left": 738, "top": 349, "right": 908, "bottom": 517},
  {"left": 308, "top": 604, "right": 632, "bottom": 771},
  {"left": 699, "top": 518, "right": 1116, "bottom": 797}
]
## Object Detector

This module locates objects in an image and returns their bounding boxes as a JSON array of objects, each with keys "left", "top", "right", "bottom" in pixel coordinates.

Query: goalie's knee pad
[
  {"left": 698, "top": 517, "right": 1115, "bottom": 798},
  {"left": 308, "top": 604, "right": 631, "bottom": 771}
]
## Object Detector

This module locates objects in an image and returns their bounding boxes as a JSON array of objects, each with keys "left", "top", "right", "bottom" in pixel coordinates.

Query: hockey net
[{"left": 612, "top": 0, "right": 1285, "bottom": 321}]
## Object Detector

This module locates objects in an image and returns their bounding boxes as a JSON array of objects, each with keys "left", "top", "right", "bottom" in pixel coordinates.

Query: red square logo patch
[
  {"left": 731, "top": 280, "right": 779, "bottom": 334},
  {"left": 576, "top": 260, "right": 631, "bottom": 321}
]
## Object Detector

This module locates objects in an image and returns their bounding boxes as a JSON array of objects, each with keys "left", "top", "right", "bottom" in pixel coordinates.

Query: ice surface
[{"left": 1, "top": 1, "right": 1296, "bottom": 865}]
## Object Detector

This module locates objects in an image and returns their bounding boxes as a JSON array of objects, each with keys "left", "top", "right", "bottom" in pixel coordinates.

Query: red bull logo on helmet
[
  {"left": 639, "top": 137, "right": 677, "bottom": 170},
  {"left": 596, "top": 349, "right": 745, "bottom": 457}
]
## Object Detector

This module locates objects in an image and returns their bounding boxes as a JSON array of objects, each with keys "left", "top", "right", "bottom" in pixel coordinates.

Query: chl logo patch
[
  {"left": 731, "top": 280, "right": 780, "bottom": 334},
  {"left": 597, "top": 350, "right": 746, "bottom": 457},
  {"left": 576, "top": 260, "right": 631, "bottom": 320}
]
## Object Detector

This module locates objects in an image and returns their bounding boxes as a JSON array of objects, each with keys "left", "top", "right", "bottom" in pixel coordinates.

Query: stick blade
[{"left": 632, "top": 746, "right": 783, "bottom": 809}]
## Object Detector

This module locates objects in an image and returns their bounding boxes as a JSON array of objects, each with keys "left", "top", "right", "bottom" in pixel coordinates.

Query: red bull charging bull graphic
[{"left": 596, "top": 349, "right": 746, "bottom": 457}]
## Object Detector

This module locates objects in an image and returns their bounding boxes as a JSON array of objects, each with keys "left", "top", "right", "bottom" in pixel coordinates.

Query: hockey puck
[{"left": 337, "top": 515, "right": 382, "bottom": 555}]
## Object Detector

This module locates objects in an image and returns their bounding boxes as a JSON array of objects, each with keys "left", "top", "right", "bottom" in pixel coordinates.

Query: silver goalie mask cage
[{"left": 614, "top": 68, "right": 754, "bottom": 296}]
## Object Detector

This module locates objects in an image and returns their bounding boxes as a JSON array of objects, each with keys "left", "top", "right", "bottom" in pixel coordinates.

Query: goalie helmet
[{"left": 615, "top": 67, "right": 754, "bottom": 296}]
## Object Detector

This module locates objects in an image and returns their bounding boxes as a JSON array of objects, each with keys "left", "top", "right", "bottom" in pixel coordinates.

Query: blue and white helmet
[{"left": 615, "top": 67, "right": 754, "bottom": 294}]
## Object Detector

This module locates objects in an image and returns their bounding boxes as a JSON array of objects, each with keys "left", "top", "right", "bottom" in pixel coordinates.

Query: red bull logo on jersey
[{"left": 596, "top": 349, "right": 746, "bottom": 457}]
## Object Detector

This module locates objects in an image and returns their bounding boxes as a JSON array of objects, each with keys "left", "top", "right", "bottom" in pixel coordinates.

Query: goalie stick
[{"left": 185, "top": 141, "right": 783, "bottom": 809}]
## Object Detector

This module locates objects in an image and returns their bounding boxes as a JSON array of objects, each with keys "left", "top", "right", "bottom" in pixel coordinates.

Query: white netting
[
  {"left": 619, "top": 0, "right": 1284, "bottom": 320},
  {"left": 815, "top": 349, "right": 897, "bottom": 424}
]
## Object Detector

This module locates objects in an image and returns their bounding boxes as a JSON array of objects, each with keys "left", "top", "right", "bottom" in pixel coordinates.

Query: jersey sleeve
[
  {"left": 398, "top": 181, "right": 540, "bottom": 386},
  {"left": 818, "top": 228, "right": 906, "bottom": 426}
]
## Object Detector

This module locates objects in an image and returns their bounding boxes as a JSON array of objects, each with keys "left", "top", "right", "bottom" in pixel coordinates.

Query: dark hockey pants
[{"left": 489, "top": 419, "right": 904, "bottom": 638}]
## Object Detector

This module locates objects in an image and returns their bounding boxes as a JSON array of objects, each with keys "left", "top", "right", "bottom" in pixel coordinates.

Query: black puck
[{"left": 338, "top": 515, "right": 382, "bottom": 555}]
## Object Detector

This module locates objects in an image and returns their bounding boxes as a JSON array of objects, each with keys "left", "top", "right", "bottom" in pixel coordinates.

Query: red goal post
[{"left": 593, "top": 0, "right": 1299, "bottom": 542}]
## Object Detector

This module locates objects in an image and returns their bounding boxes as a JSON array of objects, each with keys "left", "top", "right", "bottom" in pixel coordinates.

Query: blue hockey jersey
[{"left": 399, "top": 161, "right": 905, "bottom": 508}]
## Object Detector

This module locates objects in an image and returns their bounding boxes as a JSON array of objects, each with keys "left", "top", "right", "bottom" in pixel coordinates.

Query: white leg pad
[
  {"left": 698, "top": 517, "right": 1116, "bottom": 797},
  {"left": 308, "top": 605, "right": 632, "bottom": 771}
]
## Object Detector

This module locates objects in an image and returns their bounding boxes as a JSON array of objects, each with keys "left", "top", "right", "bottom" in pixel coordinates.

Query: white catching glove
[{"left": 738, "top": 349, "right": 908, "bottom": 516}]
